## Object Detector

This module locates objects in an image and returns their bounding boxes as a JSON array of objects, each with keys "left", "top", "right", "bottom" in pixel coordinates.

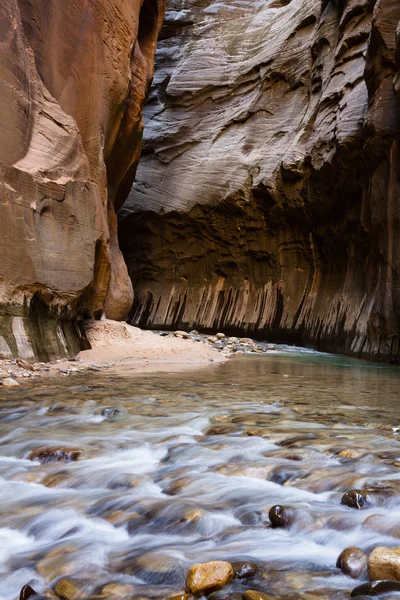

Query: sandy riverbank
[
  {"left": 0, "top": 320, "right": 225, "bottom": 384},
  {"left": 78, "top": 319, "right": 225, "bottom": 365}
]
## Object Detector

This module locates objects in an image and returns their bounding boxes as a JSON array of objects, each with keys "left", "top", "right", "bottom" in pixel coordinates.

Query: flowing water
[{"left": 1, "top": 347, "right": 400, "bottom": 600}]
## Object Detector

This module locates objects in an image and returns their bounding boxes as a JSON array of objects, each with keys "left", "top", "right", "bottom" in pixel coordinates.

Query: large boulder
[{"left": 368, "top": 546, "right": 400, "bottom": 582}]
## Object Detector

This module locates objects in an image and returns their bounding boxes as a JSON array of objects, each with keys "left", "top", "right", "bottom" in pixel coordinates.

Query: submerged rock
[
  {"left": 336, "top": 547, "right": 368, "bottom": 579},
  {"left": 368, "top": 546, "right": 400, "bottom": 582},
  {"left": 28, "top": 447, "right": 82, "bottom": 464},
  {"left": 54, "top": 579, "right": 85, "bottom": 600},
  {"left": 351, "top": 580, "right": 400, "bottom": 597},
  {"left": 231, "top": 562, "right": 259, "bottom": 580},
  {"left": 186, "top": 561, "right": 234, "bottom": 594}
]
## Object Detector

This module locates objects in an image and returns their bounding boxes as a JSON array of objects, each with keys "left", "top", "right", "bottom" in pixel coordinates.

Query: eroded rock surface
[
  {"left": 0, "top": 0, "right": 166, "bottom": 360},
  {"left": 120, "top": 0, "right": 400, "bottom": 362}
]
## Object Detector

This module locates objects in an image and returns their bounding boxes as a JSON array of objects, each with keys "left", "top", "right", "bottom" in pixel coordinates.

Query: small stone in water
[
  {"left": 165, "top": 594, "right": 195, "bottom": 600},
  {"left": 20, "top": 585, "right": 36, "bottom": 600},
  {"left": 269, "top": 505, "right": 294, "bottom": 528},
  {"left": 338, "top": 449, "right": 362, "bottom": 459},
  {"left": 54, "top": 578, "right": 85, "bottom": 600},
  {"left": 186, "top": 561, "right": 234, "bottom": 594},
  {"left": 351, "top": 580, "right": 400, "bottom": 597},
  {"left": 231, "top": 561, "right": 259, "bottom": 579},
  {"left": 368, "top": 546, "right": 400, "bottom": 582},
  {"left": 336, "top": 547, "right": 368, "bottom": 579},
  {"left": 174, "top": 331, "right": 189, "bottom": 339},
  {"left": 101, "top": 407, "right": 121, "bottom": 418},
  {"left": 341, "top": 489, "right": 369, "bottom": 509},
  {"left": 242, "top": 591, "right": 272, "bottom": 600},
  {"left": 28, "top": 447, "right": 82, "bottom": 464},
  {"left": 216, "top": 333, "right": 225, "bottom": 339},
  {"left": 3, "top": 377, "right": 19, "bottom": 387}
]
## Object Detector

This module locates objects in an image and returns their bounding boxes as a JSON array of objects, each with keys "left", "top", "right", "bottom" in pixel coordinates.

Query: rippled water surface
[{"left": 2, "top": 348, "right": 400, "bottom": 600}]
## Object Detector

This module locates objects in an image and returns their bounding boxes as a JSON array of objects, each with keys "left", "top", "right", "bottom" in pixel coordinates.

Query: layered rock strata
[
  {"left": 0, "top": 0, "right": 166, "bottom": 360},
  {"left": 120, "top": 0, "right": 400, "bottom": 362}
]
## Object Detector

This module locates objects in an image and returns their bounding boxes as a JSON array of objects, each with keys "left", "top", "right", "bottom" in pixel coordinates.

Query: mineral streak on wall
[
  {"left": 120, "top": 0, "right": 400, "bottom": 363},
  {"left": 0, "top": 0, "right": 166, "bottom": 360}
]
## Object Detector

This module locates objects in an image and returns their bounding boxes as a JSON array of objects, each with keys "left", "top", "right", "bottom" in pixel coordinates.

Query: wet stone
[
  {"left": 208, "top": 592, "right": 242, "bottom": 600},
  {"left": 97, "top": 582, "right": 136, "bottom": 599},
  {"left": 269, "top": 505, "right": 295, "bottom": 528},
  {"left": 186, "top": 561, "right": 234, "bottom": 594},
  {"left": 3, "top": 377, "right": 19, "bottom": 387},
  {"left": 232, "top": 561, "right": 260, "bottom": 579},
  {"left": 28, "top": 447, "right": 82, "bottom": 464},
  {"left": 341, "top": 489, "right": 369, "bottom": 509},
  {"left": 165, "top": 594, "right": 195, "bottom": 600},
  {"left": 336, "top": 547, "right": 368, "bottom": 579},
  {"left": 205, "top": 424, "right": 237, "bottom": 435},
  {"left": 351, "top": 580, "right": 400, "bottom": 597},
  {"left": 20, "top": 585, "right": 37, "bottom": 600},
  {"left": 101, "top": 407, "right": 121, "bottom": 418},
  {"left": 368, "top": 546, "right": 400, "bottom": 582},
  {"left": 242, "top": 591, "right": 272, "bottom": 600}
]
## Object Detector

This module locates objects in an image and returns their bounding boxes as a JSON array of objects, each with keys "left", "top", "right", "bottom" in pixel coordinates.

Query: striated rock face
[
  {"left": 120, "top": 0, "right": 400, "bottom": 362},
  {"left": 0, "top": 0, "right": 166, "bottom": 360}
]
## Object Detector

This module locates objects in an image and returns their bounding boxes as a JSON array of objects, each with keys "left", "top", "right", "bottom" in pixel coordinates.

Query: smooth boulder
[
  {"left": 368, "top": 546, "right": 400, "bottom": 582},
  {"left": 269, "top": 505, "right": 295, "bottom": 528},
  {"left": 186, "top": 561, "right": 234, "bottom": 594},
  {"left": 336, "top": 547, "right": 368, "bottom": 579},
  {"left": 341, "top": 490, "right": 369, "bottom": 509}
]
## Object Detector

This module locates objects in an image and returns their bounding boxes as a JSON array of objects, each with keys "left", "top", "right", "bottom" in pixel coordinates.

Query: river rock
[
  {"left": 336, "top": 547, "right": 368, "bottom": 579},
  {"left": 165, "top": 595, "right": 195, "bottom": 600},
  {"left": 242, "top": 591, "right": 272, "bottom": 600},
  {"left": 174, "top": 331, "right": 189, "bottom": 339},
  {"left": 341, "top": 490, "right": 369, "bottom": 509},
  {"left": 205, "top": 424, "right": 237, "bottom": 435},
  {"left": 351, "top": 580, "right": 400, "bottom": 597},
  {"left": 98, "top": 582, "right": 136, "bottom": 599},
  {"left": 54, "top": 579, "right": 85, "bottom": 600},
  {"left": 3, "top": 378, "right": 20, "bottom": 387},
  {"left": 20, "top": 585, "right": 37, "bottom": 600},
  {"left": 28, "top": 447, "right": 82, "bottom": 464},
  {"left": 186, "top": 561, "right": 234, "bottom": 594},
  {"left": 363, "top": 514, "right": 400, "bottom": 538},
  {"left": 269, "top": 505, "right": 295, "bottom": 528},
  {"left": 232, "top": 561, "right": 259, "bottom": 580},
  {"left": 368, "top": 546, "right": 400, "bottom": 582}
]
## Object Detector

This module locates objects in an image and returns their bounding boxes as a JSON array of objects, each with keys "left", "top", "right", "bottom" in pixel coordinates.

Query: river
[{"left": 1, "top": 346, "right": 400, "bottom": 600}]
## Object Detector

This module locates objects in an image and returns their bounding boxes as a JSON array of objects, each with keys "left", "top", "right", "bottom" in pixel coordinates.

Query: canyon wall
[
  {"left": 0, "top": 0, "right": 166, "bottom": 360},
  {"left": 120, "top": 0, "right": 400, "bottom": 362}
]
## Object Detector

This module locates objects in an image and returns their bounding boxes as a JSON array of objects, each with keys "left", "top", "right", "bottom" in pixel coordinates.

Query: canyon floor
[{"left": 0, "top": 320, "right": 230, "bottom": 384}]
